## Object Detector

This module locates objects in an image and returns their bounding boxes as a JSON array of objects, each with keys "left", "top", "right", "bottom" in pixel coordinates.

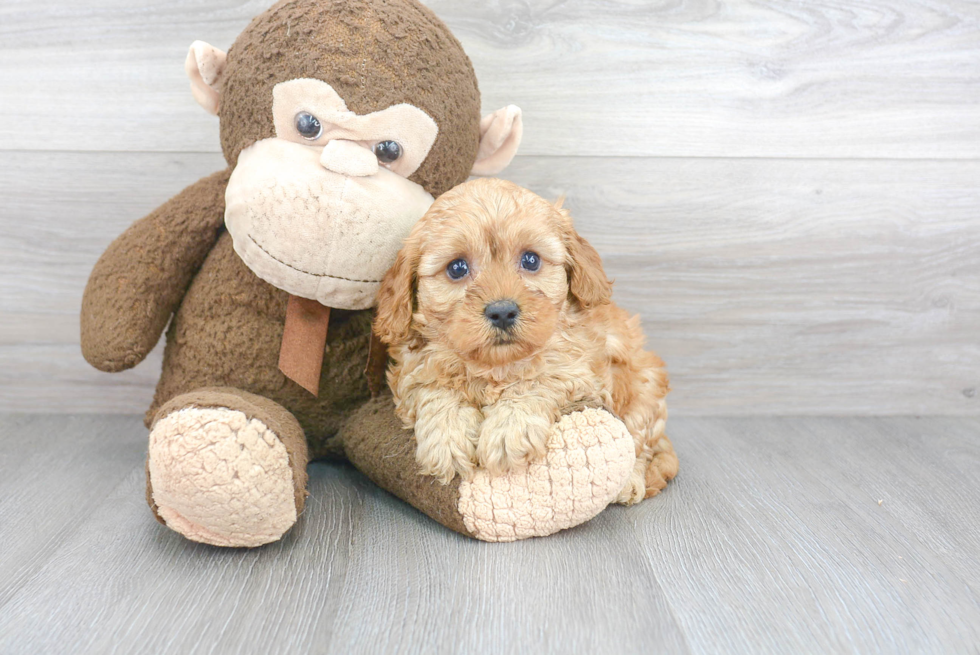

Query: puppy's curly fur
[{"left": 375, "top": 178, "right": 677, "bottom": 503}]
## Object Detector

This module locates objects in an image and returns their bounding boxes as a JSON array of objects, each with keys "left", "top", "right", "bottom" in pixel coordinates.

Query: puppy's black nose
[{"left": 485, "top": 300, "right": 520, "bottom": 331}]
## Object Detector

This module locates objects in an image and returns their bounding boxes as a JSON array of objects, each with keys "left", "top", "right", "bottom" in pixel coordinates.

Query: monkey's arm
[{"left": 81, "top": 168, "right": 232, "bottom": 372}]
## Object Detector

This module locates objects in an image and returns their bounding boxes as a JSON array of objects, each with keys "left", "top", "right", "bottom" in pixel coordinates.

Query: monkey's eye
[
  {"left": 295, "top": 112, "right": 323, "bottom": 140},
  {"left": 521, "top": 251, "right": 541, "bottom": 272},
  {"left": 447, "top": 258, "right": 469, "bottom": 280},
  {"left": 373, "top": 140, "right": 402, "bottom": 164}
]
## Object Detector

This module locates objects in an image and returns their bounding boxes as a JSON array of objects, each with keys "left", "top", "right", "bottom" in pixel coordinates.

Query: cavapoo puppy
[{"left": 374, "top": 178, "right": 677, "bottom": 504}]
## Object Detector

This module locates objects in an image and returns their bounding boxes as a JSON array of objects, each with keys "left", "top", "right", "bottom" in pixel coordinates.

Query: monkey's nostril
[{"left": 484, "top": 300, "right": 520, "bottom": 331}]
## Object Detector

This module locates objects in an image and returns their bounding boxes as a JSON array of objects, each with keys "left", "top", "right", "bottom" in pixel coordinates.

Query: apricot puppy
[{"left": 374, "top": 178, "right": 677, "bottom": 503}]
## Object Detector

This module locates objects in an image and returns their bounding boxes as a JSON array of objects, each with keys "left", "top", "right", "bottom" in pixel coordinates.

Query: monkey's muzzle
[{"left": 225, "top": 138, "right": 434, "bottom": 310}]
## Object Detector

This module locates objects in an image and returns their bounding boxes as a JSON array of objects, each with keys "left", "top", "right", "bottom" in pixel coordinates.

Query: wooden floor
[{"left": 2, "top": 414, "right": 978, "bottom": 654}]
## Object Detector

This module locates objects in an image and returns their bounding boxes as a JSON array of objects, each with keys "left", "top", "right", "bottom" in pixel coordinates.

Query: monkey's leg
[
  {"left": 146, "top": 388, "right": 308, "bottom": 548},
  {"left": 340, "top": 395, "right": 636, "bottom": 542}
]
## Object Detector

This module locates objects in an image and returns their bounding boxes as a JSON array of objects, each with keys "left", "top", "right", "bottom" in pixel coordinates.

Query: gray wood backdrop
[{"left": 1, "top": 0, "right": 978, "bottom": 416}]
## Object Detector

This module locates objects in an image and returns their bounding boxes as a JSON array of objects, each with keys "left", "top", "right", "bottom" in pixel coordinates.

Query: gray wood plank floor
[{"left": 2, "top": 414, "right": 978, "bottom": 654}]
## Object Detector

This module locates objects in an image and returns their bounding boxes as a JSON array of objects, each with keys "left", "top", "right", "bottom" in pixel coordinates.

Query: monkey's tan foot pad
[
  {"left": 148, "top": 406, "right": 300, "bottom": 548},
  {"left": 457, "top": 408, "right": 635, "bottom": 542}
]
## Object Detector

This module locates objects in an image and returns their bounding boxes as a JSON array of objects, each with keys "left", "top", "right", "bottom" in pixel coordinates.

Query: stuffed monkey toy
[{"left": 81, "top": 0, "right": 640, "bottom": 546}]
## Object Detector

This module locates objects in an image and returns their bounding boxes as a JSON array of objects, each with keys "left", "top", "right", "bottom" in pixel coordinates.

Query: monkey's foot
[
  {"left": 343, "top": 398, "right": 634, "bottom": 542},
  {"left": 147, "top": 389, "right": 308, "bottom": 548},
  {"left": 457, "top": 408, "right": 635, "bottom": 541}
]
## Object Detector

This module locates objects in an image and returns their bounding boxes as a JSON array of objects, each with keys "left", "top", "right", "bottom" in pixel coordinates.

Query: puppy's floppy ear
[
  {"left": 374, "top": 238, "right": 419, "bottom": 345},
  {"left": 558, "top": 204, "right": 613, "bottom": 309}
]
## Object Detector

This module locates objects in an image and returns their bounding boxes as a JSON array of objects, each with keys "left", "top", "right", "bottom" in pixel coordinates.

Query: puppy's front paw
[
  {"left": 476, "top": 403, "right": 553, "bottom": 475},
  {"left": 414, "top": 405, "right": 482, "bottom": 484}
]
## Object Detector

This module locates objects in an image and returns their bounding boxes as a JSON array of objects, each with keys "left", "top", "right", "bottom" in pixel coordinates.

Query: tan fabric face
[
  {"left": 225, "top": 137, "right": 434, "bottom": 309},
  {"left": 273, "top": 78, "right": 438, "bottom": 178}
]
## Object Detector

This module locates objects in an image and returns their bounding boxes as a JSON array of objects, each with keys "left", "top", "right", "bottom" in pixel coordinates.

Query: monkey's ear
[
  {"left": 470, "top": 105, "right": 523, "bottom": 176},
  {"left": 185, "top": 41, "right": 228, "bottom": 116},
  {"left": 374, "top": 240, "right": 419, "bottom": 346}
]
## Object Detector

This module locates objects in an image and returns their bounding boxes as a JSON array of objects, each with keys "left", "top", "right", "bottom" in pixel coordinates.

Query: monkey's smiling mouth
[
  {"left": 247, "top": 234, "right": 381, "bottom": 284},
  {"left": 224, "top": 138, "right": 435, "bottom": 309}
]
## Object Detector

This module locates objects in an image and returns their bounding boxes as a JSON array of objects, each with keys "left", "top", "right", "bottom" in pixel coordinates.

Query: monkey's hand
[{"left": 81, "top": 169, "right": 230, "bottom": 372}]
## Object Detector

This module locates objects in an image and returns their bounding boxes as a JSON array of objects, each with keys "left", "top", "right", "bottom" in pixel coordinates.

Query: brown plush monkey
[{"left": 81, "top": 0, "right": 640, "bottom": 546}]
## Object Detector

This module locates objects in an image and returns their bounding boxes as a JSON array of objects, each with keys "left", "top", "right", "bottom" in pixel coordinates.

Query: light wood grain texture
[
  {"left": 0, "top": 0, "right": 978, "bottom": 414},
  {"left": 0, "top": 0, "right": 978, "bottom": 157},
  {"left": 0, "top": 415, "right": 145, "bottom": 606},
  {"left": 632, "top": 417, "right": 980, "bottom": 653},
  {"left": 1, "top": 414, "right": 979, "bottom": 653},
  {"left": 2, "top": 152, "right": 977, "bottom": 415},
  {"left": 324, "top": 481, "right": 689, "bottom": 654}
]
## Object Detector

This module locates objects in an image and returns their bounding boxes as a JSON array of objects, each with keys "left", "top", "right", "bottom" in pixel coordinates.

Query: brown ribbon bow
[{"left": 278, "top": 294, "right": 387, "bottom": 397}]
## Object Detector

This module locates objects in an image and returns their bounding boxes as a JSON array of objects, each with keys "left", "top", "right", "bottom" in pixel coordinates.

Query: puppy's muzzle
[{"left": 485, "top": 300, "right": 520, "bottom": 331}]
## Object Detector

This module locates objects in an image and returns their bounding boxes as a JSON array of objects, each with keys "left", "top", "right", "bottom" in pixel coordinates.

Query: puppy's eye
[
  {"left": 520, "top": 251, "right": 541, "bottom": 272},
  {"left": 446, "top": 258, "right": 469, "bottom": 280},
  {"left": 295, "top": 112, "right": 323, "bottom": 140},
  {"left": 373, "top": 140, "right": 402, "bottom": 164}
]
